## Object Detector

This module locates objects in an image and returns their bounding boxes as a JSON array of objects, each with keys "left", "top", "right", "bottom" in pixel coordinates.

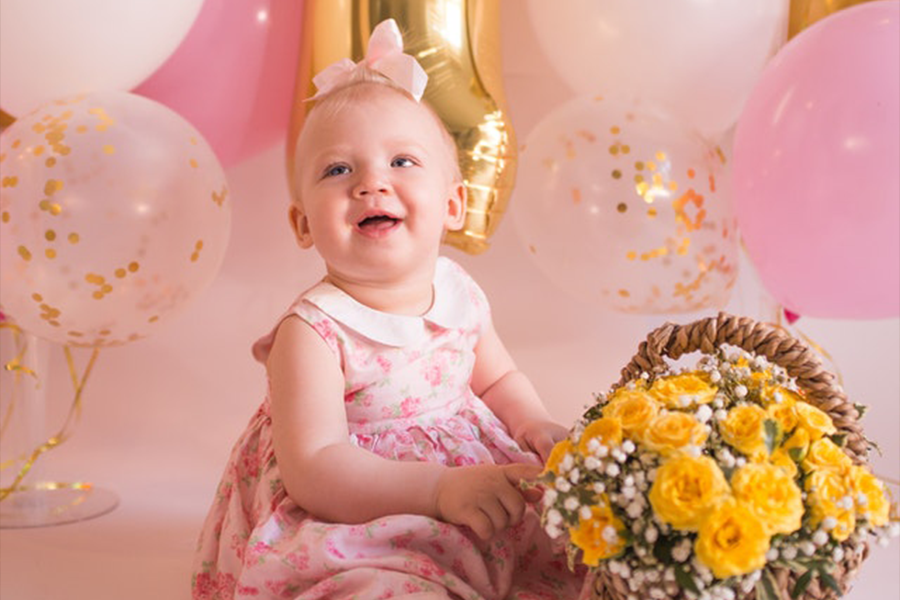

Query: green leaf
[
  {"left": 817, "top": 568, "right": 842, "bottom": 595},
  {"left": 853, "top": 403, "right": 869, "bottom": 419},
  {"left": 764, "top": 419, "right": 780, "bottom": 455},
  {"left": 757, "top": 568, "right": 783, "bottom": 600},
  {"left": 868, "top": 439, "right": 883, "bottom": 457},
  {"left": 791, "top": 569, "right": 814, "bottom": 599},
  {"left": 788, "top": 447, "right": 804, "bottom": 462},
  {"left": 674, "top": 564, "right": 701, "bottom": 597},
  {"left": 828, "top": 433, "right": 848, "bottom": 448},
  {"left": 653, "top": 535, "right": 675, "bottom": 564}
]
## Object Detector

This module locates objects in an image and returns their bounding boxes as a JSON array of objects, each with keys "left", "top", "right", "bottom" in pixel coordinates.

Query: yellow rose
[
  {"left": 794, "top": 401, "right": 837, "bottom": 441},
  {"left": 848, "top": 465, "right": 890, "bottom": 527},
  {"left": 802, "top": 438, "right": 853, "bottom": 474},
  {"left": 643, "top": 412, "right": 708, "bottom": 456},
  {"left": 781, "top": 428, "right": 811, "bottom": 461},
  {"left": 602, "top": 388, "right": 660, "bottom": 441},
  {"left": 731, "top": 463, "right": 803, "bottom": 536},
  {"left": 649, "top": 455, "right": 730, "bottom": 531},
  {"left": 766, "top": 397, "right": 799, "bottom": 434},
  {"left": 719, "top": 404, "right": 769, "bottom": 457},
  {"left": 695, "top": 497, "right": 770, "bottom": 579},
  {"left": 578, "top": 417, "right": 623, "bottom": 454},
  {"left": 569, "top": 498, "right": 626, "bottom": 566},
  {"left": 767, "top": 448, "right": 799, "bottom": 479},
  {"left": 759, "top": 384, "right": 803, "bottom": 408},
  {"left": 806, "top": 469, "right": 856, "bottom": 541},
  {"left": 649, "top": 373, "right": 717, "bottom": 409},
  {"left": 542, "top": 439, "right": 574, "bottom": 475}
]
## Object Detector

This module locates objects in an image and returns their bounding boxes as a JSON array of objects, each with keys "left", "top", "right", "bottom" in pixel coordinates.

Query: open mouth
[{"left": 357, "top": 213, "right": 401, "bottom": 232}]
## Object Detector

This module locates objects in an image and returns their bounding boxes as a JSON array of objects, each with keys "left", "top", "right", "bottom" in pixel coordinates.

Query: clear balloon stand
[{"left": 0, "top": 330, "right": 118, "bottom": 528}]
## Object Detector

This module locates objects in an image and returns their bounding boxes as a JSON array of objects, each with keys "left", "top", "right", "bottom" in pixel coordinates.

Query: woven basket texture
[{"left": 590, "top": 312, "right": 870, "bottom": 600}]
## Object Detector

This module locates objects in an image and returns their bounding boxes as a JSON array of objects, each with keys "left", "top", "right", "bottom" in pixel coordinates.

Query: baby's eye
[
  {"left": 391, "top": 157, "right": 416, "bottom": 168},
  {"left": 323, "top": 164, "right": 350, "bottom": 178}
]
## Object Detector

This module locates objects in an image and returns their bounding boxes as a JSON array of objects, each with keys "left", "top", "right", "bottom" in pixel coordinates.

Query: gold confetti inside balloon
[
  {"left": 0, "top": 91, "right": 231, "bottom": 347},
  {"left": 285, "top": 0, "right": 516, "bottom": 254},
  {"left": 513, "top": 95, "right": 738, "bottom": 314},
  {"left": 788, "top": 0, "right": 877, "bottom": 38}
]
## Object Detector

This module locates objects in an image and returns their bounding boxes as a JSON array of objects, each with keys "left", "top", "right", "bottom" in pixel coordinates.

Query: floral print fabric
[{"left": 192, "top": 258, "right": 586, "bottom": 599}]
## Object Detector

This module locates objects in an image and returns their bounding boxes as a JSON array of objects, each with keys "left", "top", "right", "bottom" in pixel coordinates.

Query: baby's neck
[{"left": 323, "top": 270, "right": 435, "bottom": 317}]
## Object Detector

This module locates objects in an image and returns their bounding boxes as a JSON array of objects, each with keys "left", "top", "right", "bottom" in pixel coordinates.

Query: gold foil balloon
[
  {"left": 513, "top": 95, "right": 739, "bottom": 314},
  {"left": 789, "top": 0, "right": 877, "bottom": 38},
  {"left": 286, "top": 0, "right": 516, "bottom": 254},
  {"left": 0, "top": 91, "right": 231, "bottom": 347}
]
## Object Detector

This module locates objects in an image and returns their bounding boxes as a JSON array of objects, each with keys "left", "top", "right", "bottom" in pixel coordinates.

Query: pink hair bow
[{"left": 310, "top": 19, "right": 428, "bottom": 102}]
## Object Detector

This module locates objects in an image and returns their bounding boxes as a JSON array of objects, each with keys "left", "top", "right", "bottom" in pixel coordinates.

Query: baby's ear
[
  {"left": 444, "top": 182, "right": 467, "bottom": 231},
  {"left": 288, "top": 203, "right": 315, "bottom": 249}
]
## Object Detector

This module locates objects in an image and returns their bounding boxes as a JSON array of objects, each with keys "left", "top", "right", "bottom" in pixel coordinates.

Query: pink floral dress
[{"left": 192, "top": 257, "right": 586, "bottom": 599}]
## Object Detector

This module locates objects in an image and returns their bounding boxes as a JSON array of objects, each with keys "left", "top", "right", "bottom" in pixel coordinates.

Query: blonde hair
[{"left": 299, "top": 69, "right": 463, "bottom": 182}]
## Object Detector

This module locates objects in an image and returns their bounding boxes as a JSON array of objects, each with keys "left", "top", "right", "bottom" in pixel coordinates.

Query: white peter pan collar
[{"left": 302, "top": 257, "right": 473, "bottom": 347}]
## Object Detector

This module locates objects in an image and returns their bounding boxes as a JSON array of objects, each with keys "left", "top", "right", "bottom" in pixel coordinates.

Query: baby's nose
[{"left": 352, "top": 171, "right": 390, "bottom": 198}]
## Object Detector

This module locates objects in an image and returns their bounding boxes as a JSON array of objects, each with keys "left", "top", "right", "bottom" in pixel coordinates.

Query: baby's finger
[
  {"left": 502, "top": 463, "right": 543, "bottom": 486},
  {"left": 497, "top": 484, "right": 527, "bottom": 525},
  {"left": 520, "top": 485, "right": 544, "bottom": 504},
  {"left": 480, "top": 497, "right": 511, "bottom": 535},
  {"left": 532, "top": 433, "right": 556, "bottom": 463},
  {"left": 465, "top": 510, "right": 494, "bottom": 541}
]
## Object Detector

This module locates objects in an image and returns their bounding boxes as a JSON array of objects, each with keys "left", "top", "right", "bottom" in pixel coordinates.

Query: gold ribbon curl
[
  {"left": 0, "top": 322, "right": 100, "bottom": 502},
  {"left": 286, "top": 0, "right": 517, "bottom": 254}
]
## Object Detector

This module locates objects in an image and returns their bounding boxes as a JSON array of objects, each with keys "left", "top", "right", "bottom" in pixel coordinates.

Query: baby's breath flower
[
  {"left": 554, "top": 477, "right": 571, "bottom": 493},
  {"left": 568, "top": 468, "right": 580, "bottom": 484},
  {"left": 540, "top": 347, "right": 893, "bottom": 598},
  {"left": 542, "top": 489, "right": 558, "bottom": 507}
]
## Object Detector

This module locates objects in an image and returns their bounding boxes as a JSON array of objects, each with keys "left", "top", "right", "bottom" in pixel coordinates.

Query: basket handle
[{"left": 617, "top": 312, "right": 866, "bottom": 460}]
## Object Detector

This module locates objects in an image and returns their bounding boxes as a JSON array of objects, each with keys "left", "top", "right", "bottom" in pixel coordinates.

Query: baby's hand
[
  {"left": 514, "top": 420, "right": 570, "bottom": 463},
  {"left": 434, "top": 464, "right": 542, "bottom": 540}
]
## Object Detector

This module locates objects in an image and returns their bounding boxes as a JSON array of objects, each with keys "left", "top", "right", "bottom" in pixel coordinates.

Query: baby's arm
[
  {"left": 267, "top": 315, "right": 538, "bottom": 539},
  {"left": 471, "top": 320, "right": 569, "bottom": 462}
]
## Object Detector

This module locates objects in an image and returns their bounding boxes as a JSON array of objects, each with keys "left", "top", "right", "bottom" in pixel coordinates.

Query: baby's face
[{"left": 291, "top": 85, "right": 465, "bottom": 286}]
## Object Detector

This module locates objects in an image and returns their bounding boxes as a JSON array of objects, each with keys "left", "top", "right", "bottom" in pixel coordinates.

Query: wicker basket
[{"left": 590, "top": 312, "right": 871, "bottom": 600}]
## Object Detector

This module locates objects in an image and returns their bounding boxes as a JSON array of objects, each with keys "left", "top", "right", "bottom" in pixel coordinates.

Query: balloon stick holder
[{"left": 0, "top": 330, "right": 118, "bottom": 528}]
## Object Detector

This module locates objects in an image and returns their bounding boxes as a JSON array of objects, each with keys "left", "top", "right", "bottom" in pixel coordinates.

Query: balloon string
[
  {"left": 0, "top": 337, "right": 100, "bottom": 502},
  {"left": 0, "top": 323, "right": 38, "bottom": 443}
]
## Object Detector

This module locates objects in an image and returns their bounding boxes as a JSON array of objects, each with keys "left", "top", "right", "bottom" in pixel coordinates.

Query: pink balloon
[
  {"left": 733, "top": 0, "right": 900, "bottom": 319},
  {"left": 134, "top": 0, "right": 303, "bottom": 167}
]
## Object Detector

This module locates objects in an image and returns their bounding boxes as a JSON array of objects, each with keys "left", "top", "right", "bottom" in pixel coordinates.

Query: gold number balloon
[
  {"left": 285, "top": 0, "right": 516, "bottom": 254},
  {"left": 789, "top": 0, "right": 877, "bottom": 38},
  {"left": 0, "top": 91, "right": 231, "bottom": 347}
]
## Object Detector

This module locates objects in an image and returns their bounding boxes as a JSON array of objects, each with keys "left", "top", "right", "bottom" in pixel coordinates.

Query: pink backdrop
[{"left": 2, "top": 4, "right": 897, "bottom": 598}]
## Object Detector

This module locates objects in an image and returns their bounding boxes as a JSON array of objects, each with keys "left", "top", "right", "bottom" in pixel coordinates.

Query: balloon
[
  {"left": 513, "top": 95, "right": 738, "bottom": 314},
  {"left": 789, "top": 0, "right": 879, "bottom": 37},
  {"left": 525, "top": 0, "right": 789, "bottom": 138},
  {"left": 135, "top": 0, "right": 304, "bottom": 168},
  {"left": 733, "top": 1, "right": 900, "bottom": 319},
  {"left": 0, "top": 91, "right": 232, "bottom": 347},
  {"left": 0, "top": 0, "right": 203, "bottom": 116},
  {"left": 286, "top": 0, "right": 516, "bottom": 255}
]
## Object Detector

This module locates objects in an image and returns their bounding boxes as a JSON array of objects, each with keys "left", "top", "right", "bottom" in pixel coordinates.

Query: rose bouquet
[{"left": 538, "top": 314, "right": 897, "bottom": 600}]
